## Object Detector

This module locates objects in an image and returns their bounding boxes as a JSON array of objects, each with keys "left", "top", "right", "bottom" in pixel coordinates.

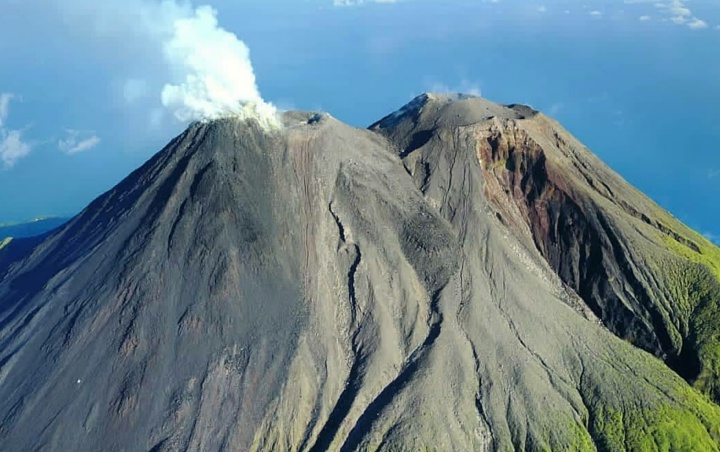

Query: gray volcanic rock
[
  {"left": 1, "top": 96, "right": 719, "bottom": 451},
  {"left": 376, "top": 94, "right": 720, "bottom": 405}
]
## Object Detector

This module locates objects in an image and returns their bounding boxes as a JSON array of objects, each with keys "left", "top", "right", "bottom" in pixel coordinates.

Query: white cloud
[
  {"left": 334, "top": 0, "right": 398, "bottom": 5},
  {"left": 0, "top": 92, "right": 101, "bottom": 166},
  {"left": 590, "top": 10, "right": 603, "bottom": 17},
  {"left": 428, "top": 79, "right": 482, "bottom": 97},
  {"left": 626, "top": 0, "right": 709, "bottom": 30},
  {"left": 671, "top": 15, "right": 687, "bottom": 24},
  {"left": 663, "top": 2, "right": 691, "bottom": 17},
  {"left": 1, "top": 130, "right": 31, "bottom": 169},
  {"left": 58, "top": 129, "right": 101, "bottom": 154},
  {"left": 0, "top": 93, "right": 13, "bottom": 128},
  {"left": 639, "top": 15, "right": 651, "bottom": 21},
  {"left": 0, "top": 93, "right": 32, "bottom": 168},
  {"left": 538, "top": 5, "right": 547, "bottom": 13},
  {"left": 687, "top": 18, "right": 708, "bottom": 29}
]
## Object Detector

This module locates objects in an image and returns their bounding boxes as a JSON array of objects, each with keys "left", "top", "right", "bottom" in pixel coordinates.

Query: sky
[{"left": 0, "top": 0, "right": 718, "bottom": 242}]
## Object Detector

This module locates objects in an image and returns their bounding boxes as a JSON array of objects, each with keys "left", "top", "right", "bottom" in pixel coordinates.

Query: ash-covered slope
[
  {"left": 372, "top": 93, "right": 720, "bottom": 404},
  {"left": 0, "top": 97, "right": 719, "bottom": 451}
]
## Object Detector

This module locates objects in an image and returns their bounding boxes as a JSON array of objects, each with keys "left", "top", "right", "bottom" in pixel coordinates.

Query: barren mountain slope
[
  {"left": 0, "top": 97, "right": 718, "bottom": 451},
  {"left": 372, "top": 93, "right": 720, "bottom": 404}
]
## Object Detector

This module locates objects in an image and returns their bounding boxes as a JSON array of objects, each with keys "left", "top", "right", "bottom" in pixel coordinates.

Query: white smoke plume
[
  {"left": 159, "top": 4, "right": 277, "bottom": 126},
  {"left": 59, "top": 0, "right": 278, "bottom": 127}
]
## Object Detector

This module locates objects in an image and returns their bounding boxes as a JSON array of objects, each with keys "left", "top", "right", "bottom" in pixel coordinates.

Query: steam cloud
[
  {"left": 62, "top": 0, "right": 278, "bottom": 127},
  {"left": 159, "top": 5, "right": 277, "bottom": 126}
]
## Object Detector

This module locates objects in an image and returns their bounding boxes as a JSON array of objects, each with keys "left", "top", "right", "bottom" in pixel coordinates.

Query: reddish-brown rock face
[
  {"left": 474, "top": 118, "right": 672, "bottom": 358},
  {"left": 372, "top": 94, "right": 720, "bottom": 401}
]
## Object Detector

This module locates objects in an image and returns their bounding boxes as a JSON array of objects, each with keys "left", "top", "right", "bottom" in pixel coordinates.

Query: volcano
[{"left": 1, "top": 94, "right": 719, "bottom": 451}]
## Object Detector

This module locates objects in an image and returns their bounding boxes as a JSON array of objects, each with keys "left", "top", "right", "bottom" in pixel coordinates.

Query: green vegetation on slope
[
  {"left": 581, "top": 342, "right": 720, "bottom": 452},
  {"left": 591, "top": 402, "right": 720, "bottom": 452},
  {"left": 655, "top": 214, "right": 720, "bottom": 404}
]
